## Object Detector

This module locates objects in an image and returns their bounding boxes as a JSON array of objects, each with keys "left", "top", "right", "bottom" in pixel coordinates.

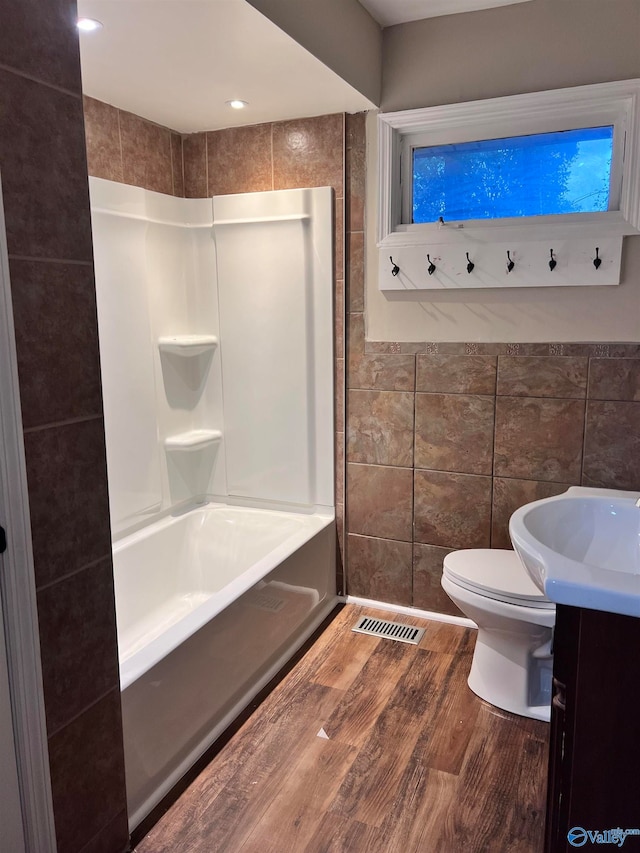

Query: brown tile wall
[
  {"left": 0, "top": 5, "right": 128, "bottom": 853},
  {"left": 84, "top": 96, "right": 184, "bottom": 197},
  {"left": 346, "top": 336, "right": 640, "bottom": 616}
]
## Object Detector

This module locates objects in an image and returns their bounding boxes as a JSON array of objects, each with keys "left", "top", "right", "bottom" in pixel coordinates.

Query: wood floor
[{"left": 135, "top": 605, "right": 549, "bottom": 853}]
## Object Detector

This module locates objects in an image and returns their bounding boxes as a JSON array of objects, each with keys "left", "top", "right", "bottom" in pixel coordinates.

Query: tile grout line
[
  {"left": 489, "top": 360, "right": 499, "bottom": 546},
  {"left": 270, "top": 123, "right": 274, "bottom": 191},
  {"left": 117, "top": 105, "right": 124, "bottom": 184},
  {"left": 78, "top": 809, "right": 128, "bottom": 853},
  {"left": 180, "top": 133, "right": 185, "bottom": 198},
  {"left": 341, "top": 116, "right": 348, "bottom": 596},
  {"left": 205, "top": 132, "right": 209, "bottom": 198},
  {"left": 47, "top": 684, "right": 119, "bottom": 742},
  {"left": 580, "top": 358, "right": 592, "bottom": 485},
  {"left": 0, "top": 61, "right": 82, "bottom": 99},
  {"left": 170, "top": 131, "right": 177, "bottom": 197},
  {"left": 36, "top": 552, "right": 112, "bottom": 594},
  {"left": 411, "top": 356, "right": 417, "bottom": 606},
  {"left": 348, "top": 460, "right": 493, "bottom": 478},
  {"left": 23, "top": 412, "right": 103, "bottom": 434},
  {"left": 8, "top": 255, "right": 93, "bottom": 266}
]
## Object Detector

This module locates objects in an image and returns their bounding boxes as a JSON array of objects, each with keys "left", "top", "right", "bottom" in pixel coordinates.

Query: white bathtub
[{"left": 114, "top": 503, "right": 337, "bottom": 830}]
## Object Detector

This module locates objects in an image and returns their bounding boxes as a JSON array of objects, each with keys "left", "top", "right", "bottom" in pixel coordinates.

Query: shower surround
[{"left": 90, "top": 177, "right": 337, "bottom": 829}]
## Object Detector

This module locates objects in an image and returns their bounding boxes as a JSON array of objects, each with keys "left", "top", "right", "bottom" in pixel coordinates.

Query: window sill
[{"left": 378, "top": 211, "right": 637, "bottom": 250}]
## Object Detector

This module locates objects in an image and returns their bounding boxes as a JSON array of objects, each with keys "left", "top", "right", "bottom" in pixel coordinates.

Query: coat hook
[
  {"left": 549, "top": 249, "right": 557, "bottom": 272},
  {"left": 427, "top": 254, "right": 436, "bottom": 276},
  {"left": 506, "top": 251, "right": 515, "bottom": 273},
  {"left": 593, "top": 247, "right": 602, "bottom": 270},
  {"left": 466, "top": 252, "right": 474, "bottom": 274},
  {"left": 389, "top": 256, "right": 400, "bottom": 276}
]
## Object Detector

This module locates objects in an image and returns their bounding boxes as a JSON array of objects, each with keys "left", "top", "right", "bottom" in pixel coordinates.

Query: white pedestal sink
[{"left": 509, "top": 486, "right": 640, "bottom": 618}]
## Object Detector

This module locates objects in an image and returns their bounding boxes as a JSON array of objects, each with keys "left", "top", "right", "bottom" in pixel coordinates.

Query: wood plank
[
  {"left": 412, "top": 650, "right": 482, "bottom": 775},
  {"left": 258, "top": 604, "right": 368, "bottom": 699},
  {"left": 237, "top": 737, "right": 358, "bottom": 853},
  {"left": 505, "top": 726, "right": 549, "bottom": 851},
  {"left": 312, "top": 629, "right": 381, "bottom": 692},
  {"left": 371, "top": 761, "right": 459, "bottom": 853},
  {"left": 322, "top": 637, "right": 416, "bottom": 748},
  {"left": 418, "top": 620, "right": 476, "bottom": 655},
  {"left": 136, "top": 681, "right": 343, "bottom": 853},
  {"left": 328, "top": 649, "right": 454, "bottom": 827},
  {"left": 305, "top": 814, "right": 382, "bottom": 853},
  {"left": 432, "top": 703, "right": 547, "bottom": 851}
]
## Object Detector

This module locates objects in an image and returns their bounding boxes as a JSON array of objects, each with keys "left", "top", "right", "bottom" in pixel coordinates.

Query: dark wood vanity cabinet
[{"left": 545, "top": 604, "right": 640, "bottom": 852}]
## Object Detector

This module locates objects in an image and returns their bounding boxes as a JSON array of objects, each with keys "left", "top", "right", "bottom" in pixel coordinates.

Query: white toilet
[{"left": 441, "top": 549, "right": 555, "bottom": 722}]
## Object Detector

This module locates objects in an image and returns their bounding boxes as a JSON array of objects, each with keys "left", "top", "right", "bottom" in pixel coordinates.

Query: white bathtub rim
[
  {"left": 112, "top": 500, "right": 333, "bottom": 555},
  {"left": 111, "top": 495, "right": 334, "bottom": 545},
  {"left": 117, "top": 506, "right": 335, "bottom": 690},
  {"left": 127, "top": 592, "right": 340, "bottom": 832}
]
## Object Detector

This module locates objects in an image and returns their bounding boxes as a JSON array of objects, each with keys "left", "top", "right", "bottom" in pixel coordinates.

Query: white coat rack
[{"left": 379, "top": 237, "right": 623, "bottom": 291}]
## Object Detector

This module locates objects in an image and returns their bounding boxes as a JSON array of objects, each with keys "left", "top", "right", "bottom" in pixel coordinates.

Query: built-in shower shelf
[
  {"left": 164, "top": 430, "right": 222, "bottom": 451},
  {"left": 158, "top": 335, "right": 218, "bottom": 356}
]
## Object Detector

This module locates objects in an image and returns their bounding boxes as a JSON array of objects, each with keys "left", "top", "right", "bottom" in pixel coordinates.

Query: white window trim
[{"left": 378, "top": 79, "right": 640, "bottom": 248}]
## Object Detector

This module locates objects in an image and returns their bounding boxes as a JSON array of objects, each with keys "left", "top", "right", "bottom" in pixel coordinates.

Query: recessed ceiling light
[
  {"left": 226, "top": 100, "right": 248, "bottom": 110},
  {"left": 77, "top": 17, "right": 103, "bottom": 32}
]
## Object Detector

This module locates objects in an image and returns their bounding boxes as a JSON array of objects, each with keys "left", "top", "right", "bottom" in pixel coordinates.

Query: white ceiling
[
  {"left": 78, "top": 0, "right": 375, "bottom": 133},
  {"left": 78, "top": 0, "right": 539, "bottom": 133},
  {"left": 358, "top": 0, "right": 533, "bottom": 27}
]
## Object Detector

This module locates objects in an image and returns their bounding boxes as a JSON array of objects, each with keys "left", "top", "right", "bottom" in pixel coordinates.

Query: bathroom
[{"left": 0, "top": 0, "right": 639, "bottom": 851}]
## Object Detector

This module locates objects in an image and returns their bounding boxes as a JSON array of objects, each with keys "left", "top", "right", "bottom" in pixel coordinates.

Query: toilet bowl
[{"left": 441, "top": 549, "right": 555, "bottom": 722}]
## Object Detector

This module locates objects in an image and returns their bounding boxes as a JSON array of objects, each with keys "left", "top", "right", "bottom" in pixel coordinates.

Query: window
[
  {"left": 410, "top": 126, "right": 614, "bottom": 224},
  {"left": 377, "top": 80, "right": 640, "bottom": 246}
]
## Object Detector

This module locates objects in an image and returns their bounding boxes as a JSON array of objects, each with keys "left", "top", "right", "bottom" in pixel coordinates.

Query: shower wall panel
[
  {"left": 90, "top": 178, "right": 225, "bottom": 538},
  {"left": 213, "top": 187, "right": 334, "bottom": 509}
]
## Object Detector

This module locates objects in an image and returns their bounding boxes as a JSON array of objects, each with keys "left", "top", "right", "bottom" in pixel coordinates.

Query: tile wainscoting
[{"left": 345, "top": 335, "right": 640, "bottom": 616}]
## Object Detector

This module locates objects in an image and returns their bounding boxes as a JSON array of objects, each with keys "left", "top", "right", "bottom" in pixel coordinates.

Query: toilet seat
[{"left": 443, "top": 549, "right": 554, "bottom": 610}]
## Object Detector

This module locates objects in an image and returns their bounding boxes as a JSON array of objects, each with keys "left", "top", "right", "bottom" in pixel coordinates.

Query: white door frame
[{"left": 0, "top": 177, "right": 58, "bottom": 851}]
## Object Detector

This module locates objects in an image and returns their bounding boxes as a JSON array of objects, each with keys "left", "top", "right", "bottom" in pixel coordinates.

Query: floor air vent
[{"left": 352, "top": 616, "right": 425, "bottom": 645}]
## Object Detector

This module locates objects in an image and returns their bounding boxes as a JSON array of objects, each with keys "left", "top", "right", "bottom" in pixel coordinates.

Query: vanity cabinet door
[
  {"left": 545, "top": 606, "right": 640, "bottom": 853},
  {"left": 544, "top": 605, "right": 579, "bottom": 853}
]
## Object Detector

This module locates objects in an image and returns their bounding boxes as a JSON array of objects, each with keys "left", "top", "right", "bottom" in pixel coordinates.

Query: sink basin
[{"left": 509, "top": 487, "right": 640, "bottom": 618}]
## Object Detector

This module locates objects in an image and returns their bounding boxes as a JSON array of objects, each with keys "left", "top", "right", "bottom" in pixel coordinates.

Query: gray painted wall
[
  {"left": 381, "top": 0, "right": 640, "bottom": 111},
  {"left": 246, "top": 0, "right": 382, "bottom": 106}
]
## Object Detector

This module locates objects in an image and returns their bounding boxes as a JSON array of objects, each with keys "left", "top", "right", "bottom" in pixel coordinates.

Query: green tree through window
[{"left": 412, "top": 126, "right": 613, "bottom": 223}]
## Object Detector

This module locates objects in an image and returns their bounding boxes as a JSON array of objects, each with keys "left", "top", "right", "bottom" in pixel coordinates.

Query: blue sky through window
[{"left": 412, "top": 126, "right": 614, "bottom": 223}]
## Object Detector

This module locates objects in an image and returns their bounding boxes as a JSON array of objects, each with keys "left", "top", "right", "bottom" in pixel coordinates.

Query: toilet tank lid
[{"left": 443, "top": 549, "right": 553, "bottom": 606}]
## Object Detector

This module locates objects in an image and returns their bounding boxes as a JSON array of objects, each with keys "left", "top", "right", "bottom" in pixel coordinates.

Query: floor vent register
[{"left": 352, "top": 616, "right": 425, "bottom": 645}]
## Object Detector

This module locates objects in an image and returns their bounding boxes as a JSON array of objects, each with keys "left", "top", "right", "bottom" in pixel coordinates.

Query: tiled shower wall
[
  {"left": 0, "top": 5, "right": 127, "bottom": 853},
  {"left": 83, "top": 99, "right": 358, "bottom": 587},
  {"left": 345, "top": 339, "right": 640, "bottom": 615},
  {"left": 84, "top": 96, "right": 185, "bottom": 196}
]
